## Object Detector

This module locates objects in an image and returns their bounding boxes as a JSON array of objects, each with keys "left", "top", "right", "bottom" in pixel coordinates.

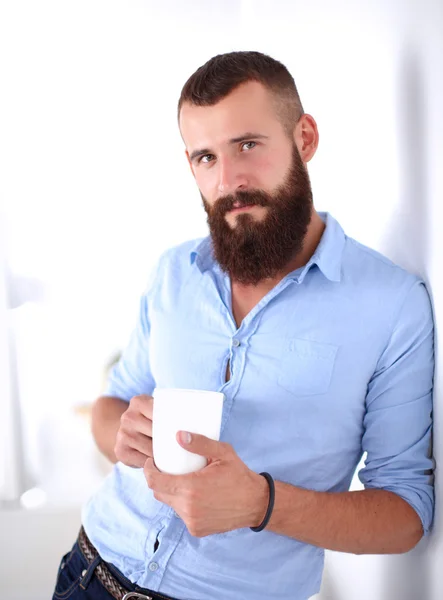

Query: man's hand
[
  {"left": 114, "top": 394, "right": 153, "bottom": 467},
  {"left": 143, "top": 432, "right": 269, "bottom": 537}
]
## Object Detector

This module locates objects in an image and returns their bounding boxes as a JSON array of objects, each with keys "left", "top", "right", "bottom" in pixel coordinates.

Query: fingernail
[{"left": 180, "top": 431, "right": 192, "bottom": 445}]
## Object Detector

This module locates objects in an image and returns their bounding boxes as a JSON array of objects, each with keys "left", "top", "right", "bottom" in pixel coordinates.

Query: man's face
[{"left": 179, "top": 81, "right": 313, "bottom": 285}]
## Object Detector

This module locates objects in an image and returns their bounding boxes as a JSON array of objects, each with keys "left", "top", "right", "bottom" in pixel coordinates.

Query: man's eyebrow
[
  {"left": 189, "top": 133, "right": 269, "bottom": 162},
  {"left": 189, "top": 147, "right": 211, "bottom": 162},
  {"left": 229, "top": 132, "right": 269, "bottom": 144}
]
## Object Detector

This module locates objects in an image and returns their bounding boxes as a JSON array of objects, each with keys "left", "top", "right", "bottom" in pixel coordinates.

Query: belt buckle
[{"left": 122, "top": 593, "right": 153, "bottom": 600}]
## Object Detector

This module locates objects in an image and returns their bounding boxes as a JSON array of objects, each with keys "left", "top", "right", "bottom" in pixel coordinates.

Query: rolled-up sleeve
[
  {"left": 358, "top": 279, "right": 435, "bottom": 535},
  {"left": 103, "top": 258, "right": 162, "bottom": 402}
]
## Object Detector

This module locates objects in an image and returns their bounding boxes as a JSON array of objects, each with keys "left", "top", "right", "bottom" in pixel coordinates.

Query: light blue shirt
[{"left": 82, "top": 212, "right": 434, "bottom": 600}]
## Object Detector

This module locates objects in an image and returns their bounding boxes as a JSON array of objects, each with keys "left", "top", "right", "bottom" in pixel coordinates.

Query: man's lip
[{"left": 228, "top": 205, "right": 256, "bottom": 213}]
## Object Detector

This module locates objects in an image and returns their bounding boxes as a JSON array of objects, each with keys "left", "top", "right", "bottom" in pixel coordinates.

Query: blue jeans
[{"left": 52, "top": 537, "right": 179, "bottom": 600}]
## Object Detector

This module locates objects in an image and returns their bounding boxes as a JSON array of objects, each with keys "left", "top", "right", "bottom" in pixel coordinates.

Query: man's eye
[
  {"left": 241, "top": 141, "right": 256, "bottom": 151},
  {"left": 200, "top": 154, "right": 215, "bottom": 164}
]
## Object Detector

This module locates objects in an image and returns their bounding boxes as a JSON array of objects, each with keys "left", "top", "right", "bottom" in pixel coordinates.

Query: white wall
[
  {"left": 0, "top": 507, "right": 82, "bottom": 600},
  {"left": 0, "top": 212, "right": 13, "bottom": 499},
  {"left": 0, "top": 1, "right": 440, "bottom": 599}
]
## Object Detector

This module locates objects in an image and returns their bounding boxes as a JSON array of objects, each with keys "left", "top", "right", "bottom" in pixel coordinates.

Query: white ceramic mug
[{"left": 152, "top": 388, "right": 225, "bottom": 475}]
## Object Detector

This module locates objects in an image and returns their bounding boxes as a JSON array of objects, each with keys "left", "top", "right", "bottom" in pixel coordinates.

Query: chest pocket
[{"left": 277, "top": 338, "right": 339, "bottom": 396}]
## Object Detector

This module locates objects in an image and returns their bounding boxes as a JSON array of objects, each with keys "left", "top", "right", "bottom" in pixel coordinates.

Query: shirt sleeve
[
  {"left": 103, "top": 258, "right": 162, "bottom": 402},
  {"left": 358, "top": 279, "right": 435, "bottom": 535}
]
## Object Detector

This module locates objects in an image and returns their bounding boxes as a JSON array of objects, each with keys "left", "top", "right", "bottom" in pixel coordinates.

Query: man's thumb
[{"left": 176, "top": 431, "right": 225, "bottom": 459}]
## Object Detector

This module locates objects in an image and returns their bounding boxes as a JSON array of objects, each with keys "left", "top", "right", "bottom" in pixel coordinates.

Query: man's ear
[
  {"left": 293, "top": 114, "right": 319, "bottom": 164},
  {"left": 185, "top": 150, "right": 196, "bottom": 178}
]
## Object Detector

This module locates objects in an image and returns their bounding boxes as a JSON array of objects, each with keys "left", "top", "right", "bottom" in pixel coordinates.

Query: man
[{"left": 52, "top": 51, "right": 434, "bottom": 600}]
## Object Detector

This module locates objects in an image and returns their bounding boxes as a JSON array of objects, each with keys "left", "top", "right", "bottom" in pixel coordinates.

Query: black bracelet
[{"left": 250, "top": 472, "right": 275, "bottom": 532}]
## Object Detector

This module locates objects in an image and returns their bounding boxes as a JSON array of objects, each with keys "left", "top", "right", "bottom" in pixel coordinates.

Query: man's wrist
[{"left": 250, "top": 471, "right": 271, "bottom": 528}]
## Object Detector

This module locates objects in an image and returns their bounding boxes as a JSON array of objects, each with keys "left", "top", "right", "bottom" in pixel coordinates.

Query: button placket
[{"left": 230, "top": 338, "right": 243, "bottom": 378}]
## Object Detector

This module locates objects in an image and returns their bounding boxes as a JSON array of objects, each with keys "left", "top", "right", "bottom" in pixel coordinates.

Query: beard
[{"left": 201, "top": 143, "right": 314, "bottom": 286}]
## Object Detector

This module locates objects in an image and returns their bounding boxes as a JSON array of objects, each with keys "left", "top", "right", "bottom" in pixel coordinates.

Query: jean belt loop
[{"left": 79, "top": 553, "right": 102, "bottom": 590}]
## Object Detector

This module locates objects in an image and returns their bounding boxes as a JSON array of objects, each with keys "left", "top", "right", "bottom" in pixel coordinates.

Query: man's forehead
[{"left": 179, "top": 81, "right": 277, "bottom": 147}]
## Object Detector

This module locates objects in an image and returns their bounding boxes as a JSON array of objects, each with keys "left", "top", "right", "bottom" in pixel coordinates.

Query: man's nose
[{"left": 217, "top": 157, "right": 249, "bottom": 195}]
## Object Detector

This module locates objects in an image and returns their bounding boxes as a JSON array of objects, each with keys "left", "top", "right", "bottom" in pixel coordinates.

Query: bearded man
[{"left": 52, "top": 51, "right": 434, "bottom": 600}]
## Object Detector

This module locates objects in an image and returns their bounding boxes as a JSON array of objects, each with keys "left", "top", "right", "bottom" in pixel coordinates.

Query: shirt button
[
  {"left": 149, "top": 562, "right": 159, "bottom": 572},
  {"left": 232, "top": 338, "right": 241, "bottom": 347}
]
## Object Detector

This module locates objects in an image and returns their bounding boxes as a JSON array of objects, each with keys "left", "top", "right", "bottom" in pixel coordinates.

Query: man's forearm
[
  {"left": 264, "top": 482, "right": 423, "bottom": 554},
  {"left": 91, "top": 395, "right": 128, "bottom": 463}
]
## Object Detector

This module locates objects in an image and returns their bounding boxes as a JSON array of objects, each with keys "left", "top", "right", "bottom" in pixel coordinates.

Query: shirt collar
[
  {"left": 190, "top": 211, "right": 345, "bottom": 283},
  {"left": 287, "top": 212, "right": 345, "bottom": 283},
  {"left": 190, "top": 237, "right": 214, "bottom": 273}
]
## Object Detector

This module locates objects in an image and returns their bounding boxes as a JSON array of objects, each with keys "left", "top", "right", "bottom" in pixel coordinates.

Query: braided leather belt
[{"left": 78, "top": 526, "right": 153, "bottom": 600}]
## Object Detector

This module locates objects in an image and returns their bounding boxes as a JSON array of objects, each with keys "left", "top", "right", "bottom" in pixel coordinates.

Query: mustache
[{"left": 213, "top": 190, "right": 271, "bottom": 215}]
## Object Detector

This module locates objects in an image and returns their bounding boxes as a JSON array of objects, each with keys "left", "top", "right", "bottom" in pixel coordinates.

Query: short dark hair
[{"left": 178, "top": 51, "right": 304, "bottom": 135}]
